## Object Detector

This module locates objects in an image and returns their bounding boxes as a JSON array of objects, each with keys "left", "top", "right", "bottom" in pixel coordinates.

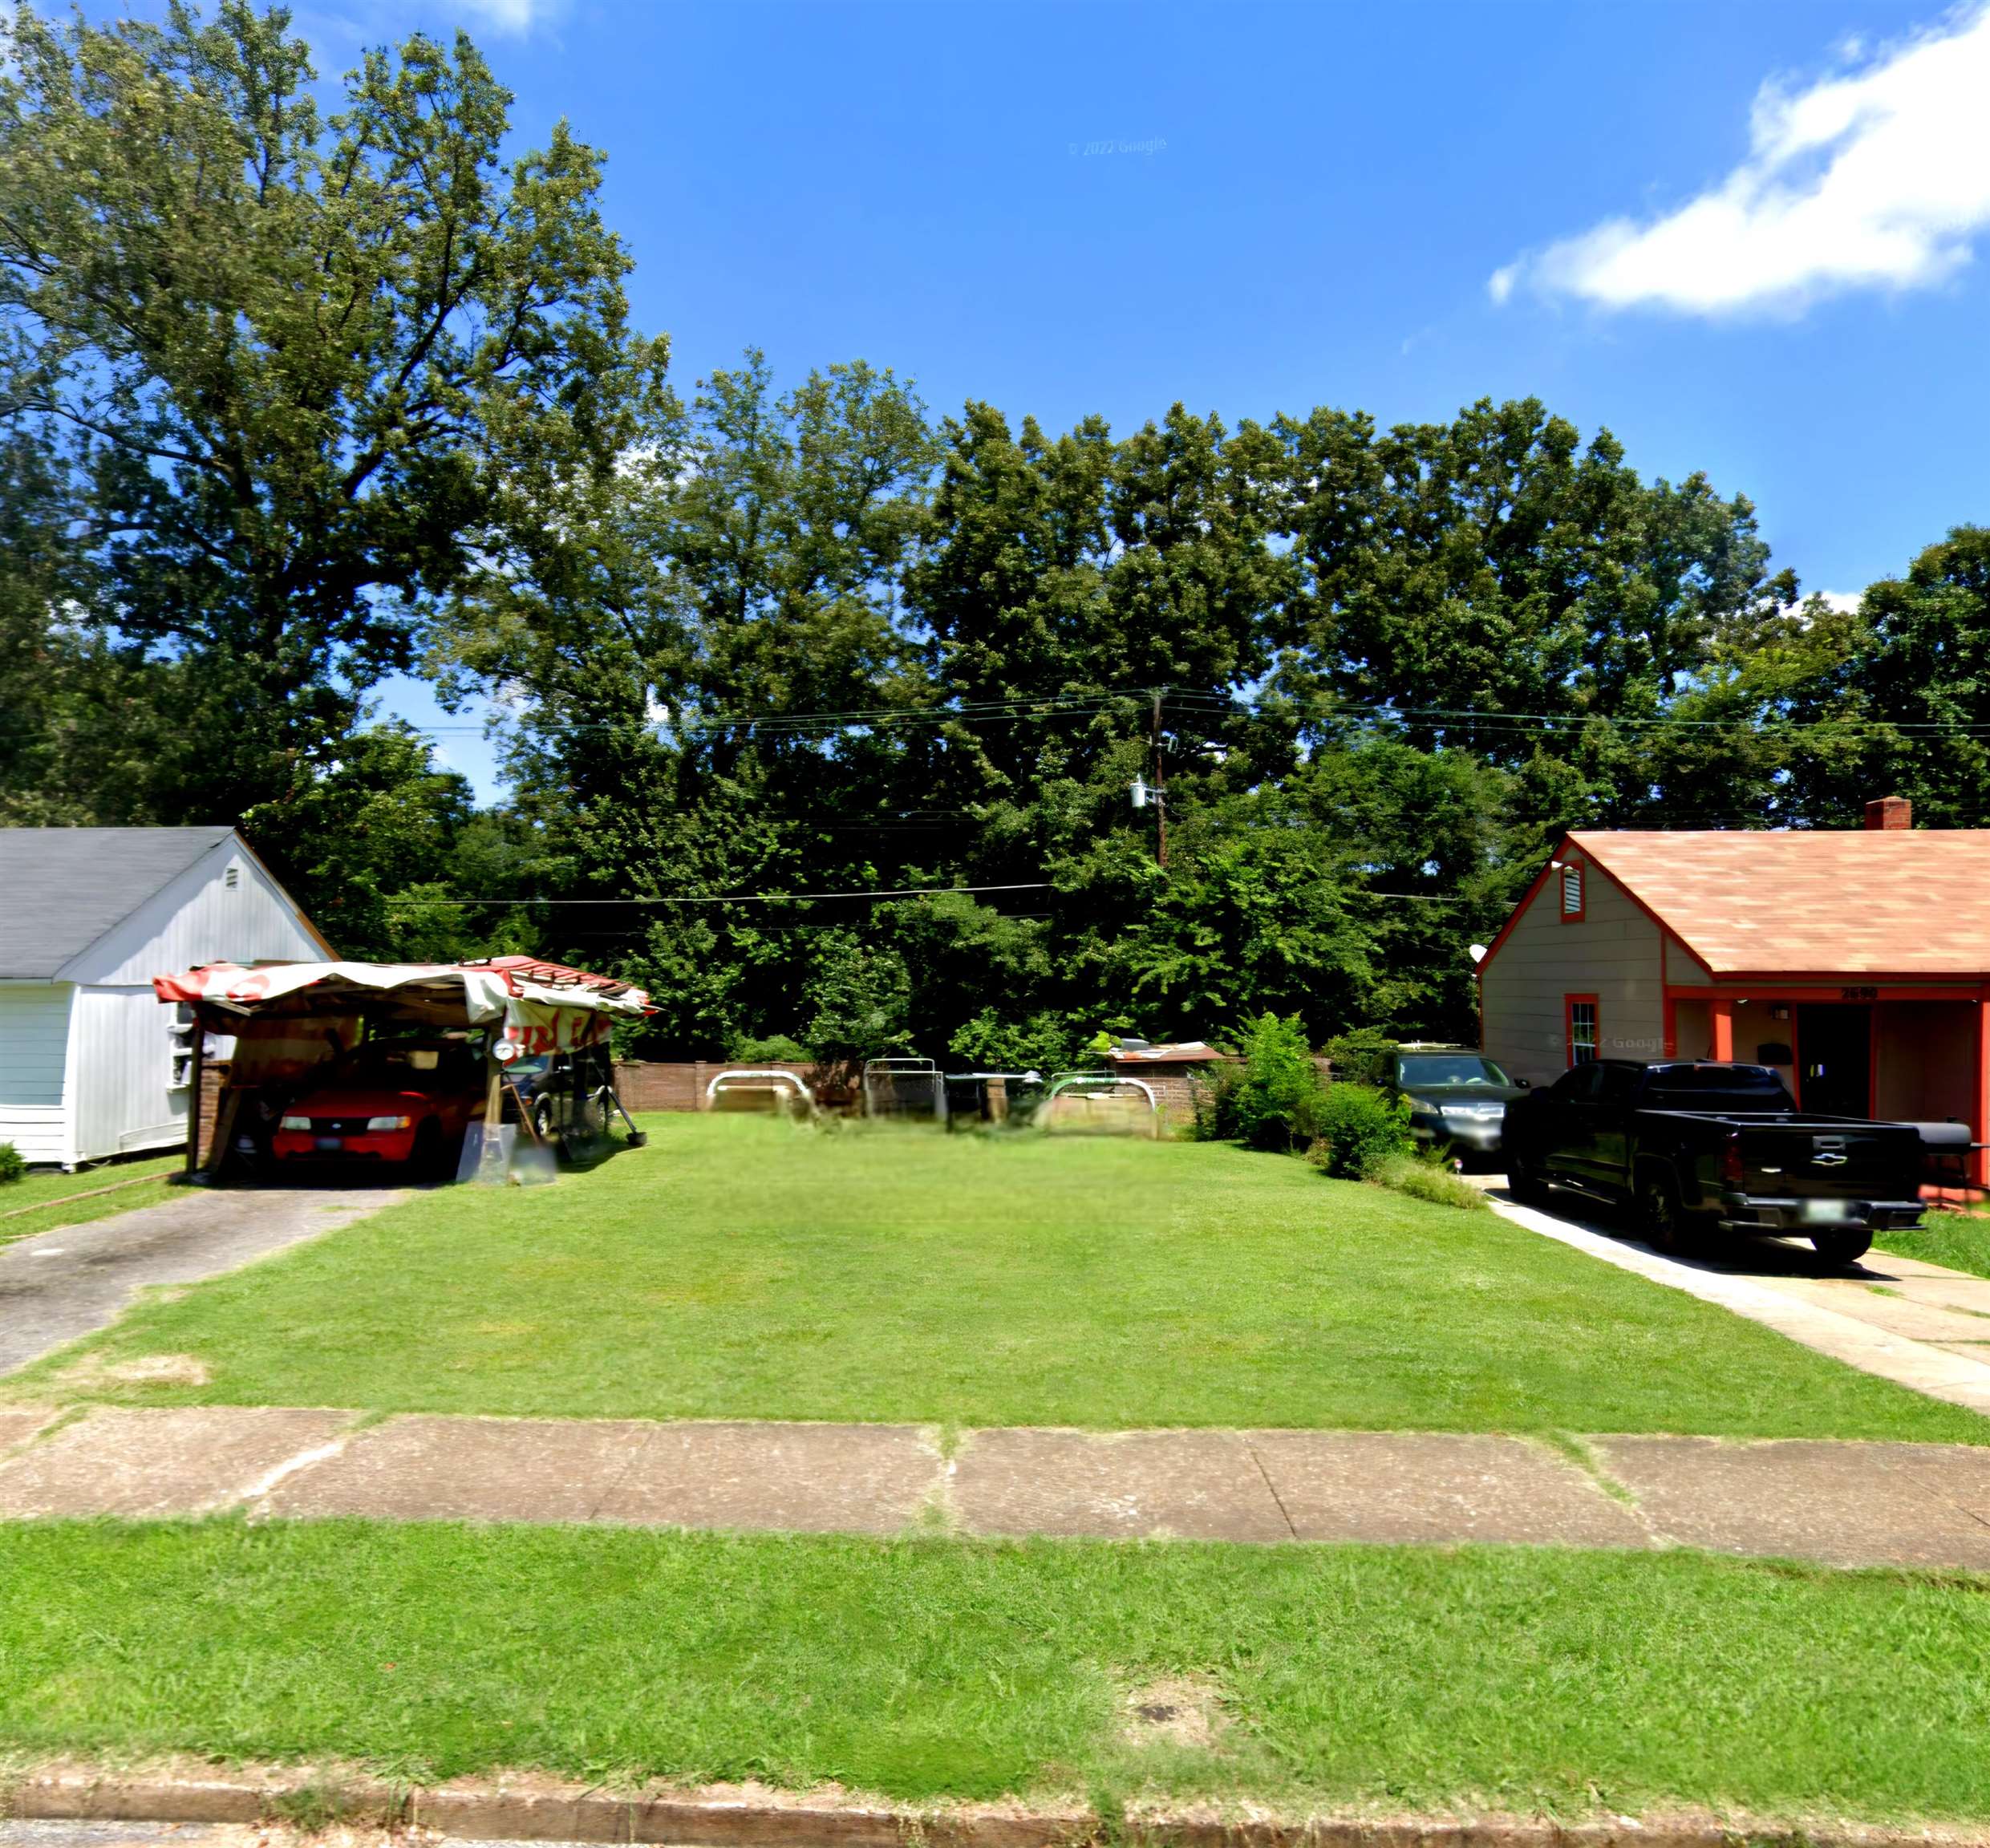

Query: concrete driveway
[
  {"left": 0, "top": 1183, "right": 402, "bottom": 1376},
  {"left": 1480, "top": 1174, "right": 1990, "bottom": 1418}
]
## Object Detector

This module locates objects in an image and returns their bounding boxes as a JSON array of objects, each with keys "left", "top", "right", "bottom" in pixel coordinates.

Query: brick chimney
[{"left": 1864, "top": 796, "right": 1912, "bottom": 831}]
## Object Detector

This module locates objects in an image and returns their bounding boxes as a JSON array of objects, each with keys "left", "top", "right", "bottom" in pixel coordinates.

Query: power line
[
  {"left": 429, "top": 881, "right": 1056, "bottom": 906},
  {"left": 394, "top": 685, "right": 1990, "bottom": 740},
  {"left": 399, "top": 883, "right": 1482, "bottom": 909}
]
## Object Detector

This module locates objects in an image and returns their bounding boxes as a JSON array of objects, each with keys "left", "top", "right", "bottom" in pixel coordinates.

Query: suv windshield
[
  {"left": 1396, "top": 1055, "right": 1511, "bottom": 1088},
  {"left": 1643, "top": 1066, "right": 1795, "bottom": 1114}
]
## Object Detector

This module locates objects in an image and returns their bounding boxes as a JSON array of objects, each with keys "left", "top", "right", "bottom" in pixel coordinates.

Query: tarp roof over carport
[{"left": 155, "top": 955, "right": 651, "bottom": 1055}]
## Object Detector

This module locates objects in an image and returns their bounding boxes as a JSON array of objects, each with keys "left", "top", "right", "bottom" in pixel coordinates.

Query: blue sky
[{"left": 332, "top": 0, "right": 1990, "bottom": 800}]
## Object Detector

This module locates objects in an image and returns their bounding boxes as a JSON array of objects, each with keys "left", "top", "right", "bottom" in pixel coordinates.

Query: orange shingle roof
[{"left": 1570, "top": 829, "right": 1990, "bottom": 977}]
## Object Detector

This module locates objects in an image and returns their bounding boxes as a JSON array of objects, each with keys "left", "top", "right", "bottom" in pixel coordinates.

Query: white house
[{"left": 0, "top": 828, "right": 331, "bottom": 1168}]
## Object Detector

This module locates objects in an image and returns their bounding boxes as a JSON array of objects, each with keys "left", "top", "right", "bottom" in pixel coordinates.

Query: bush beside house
[
  {"left": 1308, "top": 1083, "right": 1412, "bottom": 1178},
  {"left": 1190, "top": 1015, "right": 1478, "bottom": 1211}
]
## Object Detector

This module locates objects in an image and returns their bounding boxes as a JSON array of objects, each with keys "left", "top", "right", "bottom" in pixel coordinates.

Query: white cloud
[
  {"left": 295, "top": 0, "right": 563, "bottom": 62},
  {"left": 1493, "top": 2, "right": 1990, "bottom": 315},
  {"left": 451, "top": 0, "right": 558, "bottom": 33}
]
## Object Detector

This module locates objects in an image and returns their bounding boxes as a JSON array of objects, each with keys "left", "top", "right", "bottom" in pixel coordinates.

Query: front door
[{"left": 1796, "top": 1004, "right": 1871, "bottom": 1117}]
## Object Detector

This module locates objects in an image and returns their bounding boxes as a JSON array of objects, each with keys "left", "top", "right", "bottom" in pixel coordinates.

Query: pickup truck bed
[{"left": 1502, "top": 1060, "right": 1926, "bottom": 1266}]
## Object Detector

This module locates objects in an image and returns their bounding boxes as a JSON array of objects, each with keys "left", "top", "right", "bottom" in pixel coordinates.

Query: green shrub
[
  {"left": 1324, "top": 1027, "right": 1400, "bottom": 1089},
  {"left": 1189, "top": 1059, "right": 1245, "bottom": 1141},
  {"left": 1232, "top": 1013, "right": 1326, "bottom": 1153},
  {"left": 1363, "top": 1150, "right": 1489, "bottom": 1211},
  {"left": 1305, "top": 1083, "right": 1412, "bottom": 1178},
  {"left": 0, "top": 1141, "right": 22, "bottom": 1184},
  {"left": 729, "top": 1034, "right": 809, "bottom": 1064}
]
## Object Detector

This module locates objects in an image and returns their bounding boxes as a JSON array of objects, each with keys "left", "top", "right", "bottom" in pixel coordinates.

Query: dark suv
[{"left": 1388, "top": 1048, "right": 1528, "bottom": 1165}]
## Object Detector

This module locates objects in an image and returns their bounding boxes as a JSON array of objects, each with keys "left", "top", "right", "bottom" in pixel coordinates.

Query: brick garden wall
[{"left": 614, "top": 1060, "right": 831, "bottom": 1112}]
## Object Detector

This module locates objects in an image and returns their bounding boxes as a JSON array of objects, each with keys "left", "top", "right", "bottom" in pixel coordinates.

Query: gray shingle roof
[{"left": 0, "top": 827, "right": 235, "bottom": 979}]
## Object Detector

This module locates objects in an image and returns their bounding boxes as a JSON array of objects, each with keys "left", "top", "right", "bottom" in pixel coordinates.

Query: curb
[{"left": 9, "top": 1769, "right": 1990, "bottom": 1848}]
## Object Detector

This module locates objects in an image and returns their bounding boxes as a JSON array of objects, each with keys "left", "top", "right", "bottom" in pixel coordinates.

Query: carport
[{"left": 153, "top": 956, "right": 651, "bottom": 1177}]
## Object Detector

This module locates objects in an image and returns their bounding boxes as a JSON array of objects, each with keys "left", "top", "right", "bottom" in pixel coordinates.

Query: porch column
[
  {"left": 1977, "top": 991, "right": 1990, "bottom": 1189},
  {"left": 1709, "top": 998, "right": 1734, "bottom": 1063}
]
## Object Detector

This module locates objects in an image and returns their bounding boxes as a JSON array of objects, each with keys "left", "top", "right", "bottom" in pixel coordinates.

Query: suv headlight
[
  {"left": 365, "top": 1114, "right": 412, "bottom": 1131},
  {"left": 279, "top": 1115, "right": 310, "bottom": 1131}
]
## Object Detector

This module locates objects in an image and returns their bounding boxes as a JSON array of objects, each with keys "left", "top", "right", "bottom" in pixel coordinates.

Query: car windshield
[
  {"left": 326, "top": 1044, "right": 468, "bottom": 1090},
  {"left": 1643, "top": 1067, "right": 1794, "bottom": 1114},
  {"left": 1397, "top": 1055, "right": 1511, "bottom": 1088}
]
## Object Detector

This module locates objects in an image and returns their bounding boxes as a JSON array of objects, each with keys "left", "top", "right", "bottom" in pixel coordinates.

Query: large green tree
[{"left": 0, "top": 0, "right": 657, "bottom": 851}]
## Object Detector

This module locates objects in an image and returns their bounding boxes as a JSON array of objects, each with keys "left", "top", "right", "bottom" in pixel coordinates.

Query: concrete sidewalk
[{"left": 2, "top": 1404, "right": 1988, "bottom": 1568}]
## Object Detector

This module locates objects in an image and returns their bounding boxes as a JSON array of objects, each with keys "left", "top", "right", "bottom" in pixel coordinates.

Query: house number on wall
[{"left": 1839, "top": 986, "right": 1879, "bottom": 1000}]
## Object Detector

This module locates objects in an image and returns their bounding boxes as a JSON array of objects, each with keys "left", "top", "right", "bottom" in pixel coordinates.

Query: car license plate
[
  {"left": 314, "top": 1137, "right": 342, "bottom": 1152},
  {"left": 1802, "top": 1198, "right": 1852, "bottom": 1224}
]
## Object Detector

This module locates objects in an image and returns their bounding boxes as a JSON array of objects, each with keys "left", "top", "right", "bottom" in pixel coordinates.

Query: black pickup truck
[{"left": 1502, "top": 1060, "right": 1925, "bottom": 1266}]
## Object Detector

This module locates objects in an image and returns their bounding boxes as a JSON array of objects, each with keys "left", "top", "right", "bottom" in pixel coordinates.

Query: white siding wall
[
  {"left": 72, "top": 843, "right": 326, "bottom": 987},
  {"left": 0, "top": 983, "right": 74, "bottom": 1165},
  {"left": 59, "top": 837, "right": 323, "bottom": 1164},
  {"left": 71, "top": 985, "right": 187, "bottom": 1161},
  {"left": 1480, "top": 857, "right": 1666, "bottom": 1085}
]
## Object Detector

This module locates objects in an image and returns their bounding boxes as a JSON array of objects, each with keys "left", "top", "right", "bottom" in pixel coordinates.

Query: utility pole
[{"left": 1149, "top": 687, "right": 1168, "bottom": 869}]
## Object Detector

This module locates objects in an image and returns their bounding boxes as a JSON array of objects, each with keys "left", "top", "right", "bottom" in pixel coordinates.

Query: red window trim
[
  {"left": 1558, "top": 860, "right": 1586, "bottom": 923},
  {"left": 1565, "top": 993, "right": 1600, "bottom": 1067}
]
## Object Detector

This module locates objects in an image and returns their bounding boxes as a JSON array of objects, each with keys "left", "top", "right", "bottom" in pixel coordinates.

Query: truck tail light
[{"left": 1720, "top": 1136, "right": 1746, "bottom": 1188}]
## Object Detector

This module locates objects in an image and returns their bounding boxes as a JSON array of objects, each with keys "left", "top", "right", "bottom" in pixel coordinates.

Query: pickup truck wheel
[
  {"left": 1638, "top": 1173, "right": 1698, "bottom": 1258},
  {"left": 1507, "top": 1153, "right": 1547, "bottom": 1205},
  {"left": 1810, "top": 1228, "right": 1873, "bottom": 1270}
]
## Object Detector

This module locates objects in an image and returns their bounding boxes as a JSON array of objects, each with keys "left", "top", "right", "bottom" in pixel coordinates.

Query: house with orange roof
[{"left": 1476, "top": 798, "right": 1990, "bottom": 1177}]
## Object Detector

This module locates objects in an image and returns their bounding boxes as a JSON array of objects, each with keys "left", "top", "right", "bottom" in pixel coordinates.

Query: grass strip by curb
[{"left": 5, "top": 1520, "right": 1990, "bottom": 1822}]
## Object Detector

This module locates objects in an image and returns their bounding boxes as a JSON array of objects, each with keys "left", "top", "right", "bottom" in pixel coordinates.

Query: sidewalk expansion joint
[{"left": 1244, "top": 1437, "right": 1299, "bottom": 1539}]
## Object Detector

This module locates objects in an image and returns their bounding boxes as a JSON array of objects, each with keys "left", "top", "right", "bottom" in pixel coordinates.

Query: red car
[{"left": 273, "top": 1039, "right": 483, "bottom": 1174}]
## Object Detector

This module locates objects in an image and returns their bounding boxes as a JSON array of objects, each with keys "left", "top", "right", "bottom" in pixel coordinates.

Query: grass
[
  {"left": 0, "top": 1154, "right": 183, "bottom": 1250},
  {"left": 1, "top": 1519, "right": 1988, "bottom": 1822},
  {"left": 1879, "top": 1216, "right": 1990, "bottom": 1283},
  {"left": 18, "top": 1116, "right": 1988, "bottom": 1443},
  {"left": 1360, "top": 1152, "right": 1491, "bottom": 1211}
]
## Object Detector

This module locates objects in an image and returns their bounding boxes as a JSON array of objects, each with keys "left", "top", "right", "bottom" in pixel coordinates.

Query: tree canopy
[{"left": 2, "top": 1, "right": 1983, "bottom": 1067}]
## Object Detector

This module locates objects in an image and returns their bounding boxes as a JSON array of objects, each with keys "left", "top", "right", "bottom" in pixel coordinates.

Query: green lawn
[
  {"left": 2, "top": 1519, "right": 1988, "bottom": 1822},
  {"left": 20, "top": 1116, "right": 1986, "bottom": 1442},
  {"left": 1879, "top": 1217, "right": 1990, "bottom": 1283},
  {"left": 0, "top": 1154, "right": 182, "bottom": 1250}
]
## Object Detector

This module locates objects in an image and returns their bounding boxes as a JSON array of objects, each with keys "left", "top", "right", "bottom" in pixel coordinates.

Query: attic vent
[
  {"left": 1559, "top": 863, "right": 1584, "bottom": 919},
  {"left": 224, "top": 865, "right": 240, "bottom": 890}
]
